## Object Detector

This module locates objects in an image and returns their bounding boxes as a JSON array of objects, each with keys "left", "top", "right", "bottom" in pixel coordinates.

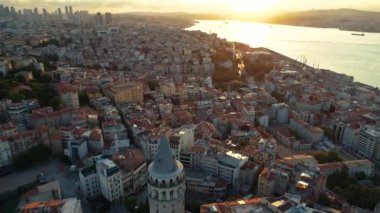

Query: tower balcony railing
[{"left": 148, "top": 178, "right": 184, "bottom": 188}]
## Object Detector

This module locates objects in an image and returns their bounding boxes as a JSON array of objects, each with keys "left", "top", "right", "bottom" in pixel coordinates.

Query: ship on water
[{"left": 351, "top": 33, "right": 365, "bottom": 36}]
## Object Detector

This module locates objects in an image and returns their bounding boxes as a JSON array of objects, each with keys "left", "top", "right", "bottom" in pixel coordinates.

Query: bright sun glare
[{"left": 232, "top": 0, "right": 280, "bottom": 13}]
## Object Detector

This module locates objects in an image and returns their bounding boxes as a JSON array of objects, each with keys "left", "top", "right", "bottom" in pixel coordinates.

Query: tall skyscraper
[
  {"left": 42, "top": 8, "right": 48, "bottom": 16},
  {"left": 33, "top": 7, "right": 38, "bottom": 15},
  {"left": 0, "top": 5, "right": 4, "bottom": 17},
  {"left": 4, "top": 6, "right": 10, "bottom": 16},
  {"left": 147, "top": 136, "right": 186, "bottom": 213},
  {"left": 57, "top": 8, "right": 62, "bottom": 16},
  {"left": 105, "top": 12, "right": 112, "bottom": 25},
  {"left": 69, "top": 6, "right": 73, "bottom": 15},
  {"left": 10, "top": 7, "right": 16, "bottom": 15},
  {"left": 95, "top": 12, "right": 103, "bottom": 26},
  {"left": 65, "top": 6, "right": 69, "bottom": 15}
]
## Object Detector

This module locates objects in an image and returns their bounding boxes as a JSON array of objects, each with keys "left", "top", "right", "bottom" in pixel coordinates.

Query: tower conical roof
[{"left": 152, "top": 135, "right": 178, "bottom": 174}]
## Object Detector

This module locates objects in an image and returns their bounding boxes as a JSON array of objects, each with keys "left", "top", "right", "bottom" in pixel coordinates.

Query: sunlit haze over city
[
  {"left": 1, "top": 0, "right": 380, "bottom": 14},
  {"left": 0, "top": 0, "right": 380, "bottom": 213}
]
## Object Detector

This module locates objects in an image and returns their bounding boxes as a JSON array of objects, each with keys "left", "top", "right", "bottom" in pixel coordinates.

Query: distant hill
[
  {"left": 119, "top": 9, "right": 380, "bottom": 33},
  {"left": 122, "top": 11, "right": 224, "bottom": 21},
  {"left": 266, "top": 9, "right": 380, "bottom": 32}
]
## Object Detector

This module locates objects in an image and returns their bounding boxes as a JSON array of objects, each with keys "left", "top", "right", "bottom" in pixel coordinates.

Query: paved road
[
  {"left": 0, "top": 159, "right": 64, "bottom": 195},
  {"left": 0, "top": 158, "right": 96, "bottom": 212}
]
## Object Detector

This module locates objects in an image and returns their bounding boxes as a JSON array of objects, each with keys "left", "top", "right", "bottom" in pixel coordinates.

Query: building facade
[
  {"left": 355, "top": 126, "right": 380, "bottom": 162},
  {"left": 103, "top": 82, "right": 144, "bottom": 104},
  {"left": 96, "top": 159, "right": 124, "bottom": 203},
  {"left": 147, "top": 136, "right": 186, "bottom": 213}
]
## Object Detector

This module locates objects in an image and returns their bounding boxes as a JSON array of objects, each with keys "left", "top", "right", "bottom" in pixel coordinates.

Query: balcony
[{"left": 148, "top": 178, "right": 184, "bottom": 188}]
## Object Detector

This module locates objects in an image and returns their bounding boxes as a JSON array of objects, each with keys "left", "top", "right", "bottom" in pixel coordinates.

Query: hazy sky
[{"left": 1, "top": 0, "right": 380, "bottom": 14}]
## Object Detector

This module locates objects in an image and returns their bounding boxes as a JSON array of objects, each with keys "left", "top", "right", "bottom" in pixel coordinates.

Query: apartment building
[
  {"left": 112, "top": 149, "right": 147, "bottom": 196},
  {"left": 79, "top": 166, "right": 100, "bottom": 198},
  {"left": 103, "top": 82, "right": 144, "bottom": 104},
  {"left": 0, "top": 137, "right": 12, "bottom": 167},
  {"left": 290, "top": 118, "right": 324, "bottom": 143},
  {"left": 319, "top": 159, "right": 375, "bottom": 177},
  {"left": 257, "top": 160, "right": 326, "bottom": 203},
  {"left": 96, "top": 159, "right": 124, "bottom": 203},
  {"left": 7, "top": 130, "right": 40, "bottom": 156},
  {"left": 355, "top": 125, "right": 380, "bottom": 162},
  {"left": 185, "top": 169, "right": 227, "bottom": 197},
  {"left": 57, "top": 83, "right": 80, "bottom": 109}
]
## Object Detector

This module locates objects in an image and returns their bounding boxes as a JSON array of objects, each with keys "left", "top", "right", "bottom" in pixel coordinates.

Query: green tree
[
  {"left": 125, "top": 196, "right": 137, "bottom": 212},
  {"left": 50, "top": 97, "right": 64, "bottom": 110},
  {"left": 19, "top": 89, "right": 36, "bottom": 99},
  {"left": 17, "top": 75, "right": 26, "bottom": 83},
  {"left": 29, "top": 82, "right": 62, "bottom": 109},
  {"left": 243, "top": 53, "right": 274, "bottom": 82},
  {"left": 38, "top": 74, "right": 52, "bottom": 83},
  {"left": 325, "top": 167, "right": 380, "bottom": 210},
  {"left": 79, "top": 93, "right": 89, "bottom": 107},
  {"left": 8, "top": 93, "right": 25, "bottom": 102},
  {"left": 13, "top": 144, "right": 52, "bottom": 170},
  {"left": 354, "top": 172, "right": 367, "bottom": 181},
  {"left": 313, "top": 151, "right": 342, "bottom": 163}
]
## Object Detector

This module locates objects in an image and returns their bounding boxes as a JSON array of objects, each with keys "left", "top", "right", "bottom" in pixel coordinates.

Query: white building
[
  {"left": 195, "top": 150, "right": 249, "bottom": 187},
  {"left": 96, "top": 159, "right": 124, "bottom": 203},
  {"left": 140, "top": 134, "right": 158, "bottom": 162},
  {"left": 355, "top": 126, "right": 380, "bottom": 162},
  {"left": 217, "top": 151, "right": 249, "bottom": 187},
  {"left": 290, "top": 118, "right": 324, "bottom": 143},
  {"left": 342, "top": 125, "right": 359, "bottom": 150},
  {"left": 67, "top": 139, "right": 88, "bottom": 161},
  {"left": 0, "top": 59, "right": 11, "bottom": 77},
  {"left": 79, "top": 166, "right": 100, "bottom": 198},
  {"left": 0, "top": 138, "right": 12, "bottom": 168},
  {"left": 257, "top": 114, "right": 269, "bottom": 128},
  {"left": 147, "top": 136, "right": 186, "bottom": 213},
  {"left": 101, "top": 120, "right": 127, "bottom": 140},
  {"left": 60, "top": 198, "right": 83, "bottom": 213},
  {"left": 173, "top": 125, "right": 195, "bottom": 152},
  {"left": 272, "top": 103, "right": 289, "bottom": 125}
]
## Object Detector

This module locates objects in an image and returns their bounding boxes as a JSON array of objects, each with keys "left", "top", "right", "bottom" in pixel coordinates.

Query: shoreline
[
  {"left": 185, "top": 20, "right": 379, "bottom": 90},
  {"left": 185, "top": 17, "right": 380, "bottom": 33}
]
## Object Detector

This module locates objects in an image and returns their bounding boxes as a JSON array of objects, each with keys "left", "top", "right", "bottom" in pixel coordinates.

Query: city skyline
[
  {"left": 1, "top": 1, "right": 380, "bottom": 212},
  {"left": 1, "top": 0, "right": 380, "bottom": 15}
]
